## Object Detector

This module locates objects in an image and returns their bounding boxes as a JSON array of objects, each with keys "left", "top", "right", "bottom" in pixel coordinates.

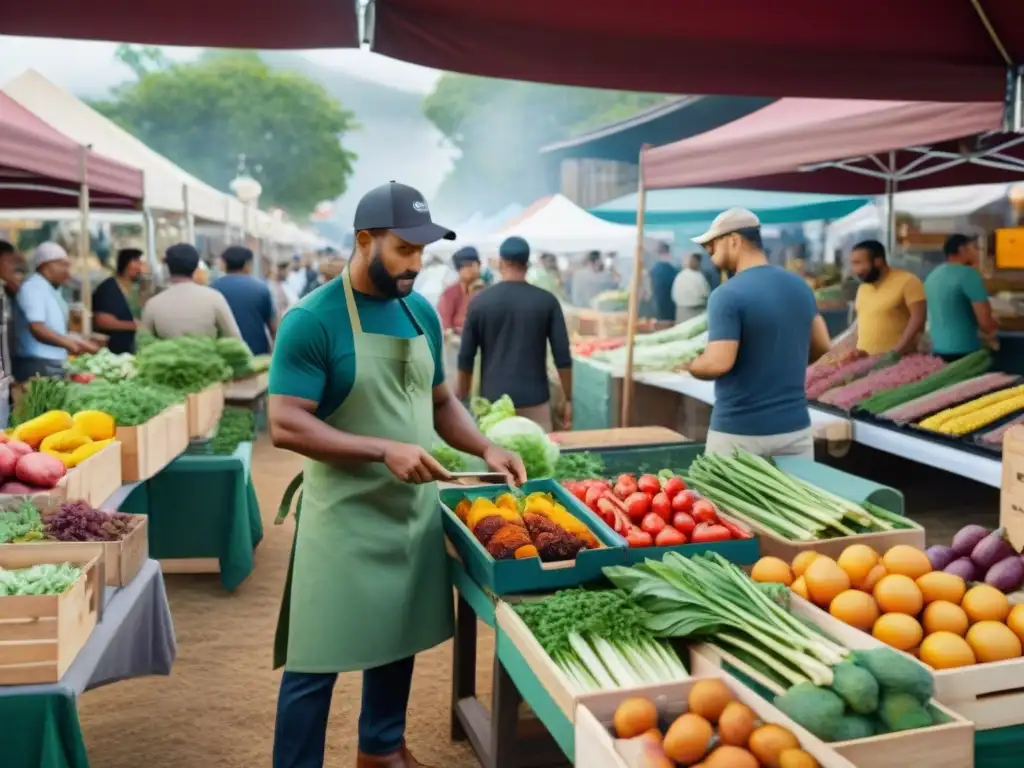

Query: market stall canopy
[
  {"left": 3, "top": 0, "right": 359, "bottom": 48},
  {"left": 368, "top": 1, "right": 1022, "bottom": 103},
  {"left": 3, "top": 69, "right": 244, "bottom": 226},
  {"left": 540, "top": 96, "right": 773, "bottom": 163},
  {"left": 478, "top": 194, "right": 637, "bottom": 253},
  {"left": 0, "top": 93, "right": 143, "bottom": 209},
  {"left": 428, "top": 203, "right": 525, "bottom": 256},
  {"left": 590, "top": 188, "right": 869, "bottom": 228},
  {"left": 642, "top": 99, "right": 1024, "bottom": 194}
]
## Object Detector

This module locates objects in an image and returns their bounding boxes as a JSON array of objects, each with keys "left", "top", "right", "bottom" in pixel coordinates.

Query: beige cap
[
  {"left": 30, "top": 241, "right": 70, "bottom": 271},
  {"left": 692, "top": 207, "right": 761, "bottom": 245}
]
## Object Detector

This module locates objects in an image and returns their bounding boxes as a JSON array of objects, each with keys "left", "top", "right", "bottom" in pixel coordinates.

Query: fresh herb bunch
[
  {"left": 67, "top": 379, "right": 181, "bottom": 426},
  {"left": 553, "top": 452, "right": 605, "bottom": 482},
  {"left": 0, "top": 498, "right": 45, "bottom": 543},
  {"left": 0, "top": 562, "right": 82, "bottom": 596},
  {"left": 430, "top": 443, "right": 467, "bottom": 472},
  {"left": 10, "top": 376, "right": 72, "bottom": 426},
  {"left": 43, "top": 501, "right": 137, "bottom": 542},
  {"left": 135, "top": 336, "right": 231, "bottom": 393},
  {"left": 211, "top": 407, "right": 256, "bottom": 455},
  {"left": 216, "top": 338, "right": 255, "bottom": 379}
]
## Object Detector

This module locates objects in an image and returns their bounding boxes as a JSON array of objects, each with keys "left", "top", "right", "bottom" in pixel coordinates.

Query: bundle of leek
[{"left": 514, "top": 588, "right": 689, "bottom": 692}]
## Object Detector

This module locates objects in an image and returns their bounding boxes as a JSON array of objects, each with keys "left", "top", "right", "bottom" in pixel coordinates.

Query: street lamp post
[{"left": 230, "top": 154, "right": 263, "bottom": 277}]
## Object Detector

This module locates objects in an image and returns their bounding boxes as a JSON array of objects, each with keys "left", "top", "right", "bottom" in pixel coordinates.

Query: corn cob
[
  {"left": 918, "top": 384, "right": 1024, "bottom": 431},
  {"left": 938, "top": 394, "right": 1024, "bottom": 436}
]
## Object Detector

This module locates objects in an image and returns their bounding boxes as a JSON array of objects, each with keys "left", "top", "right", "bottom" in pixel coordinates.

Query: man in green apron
[{"left": 268, "top": 181, "right": 526, "bottom": 768}]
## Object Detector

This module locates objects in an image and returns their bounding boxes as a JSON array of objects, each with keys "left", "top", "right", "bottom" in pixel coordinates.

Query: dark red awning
[
  {"left": 371, "top": 0, "right": 1022, "bottom": 102},
  {"left": 0, "top": 94, "right": 144, "bottom": 208},
  {"left": 2, "top": 0, "right": 359, "bottom": 49}
]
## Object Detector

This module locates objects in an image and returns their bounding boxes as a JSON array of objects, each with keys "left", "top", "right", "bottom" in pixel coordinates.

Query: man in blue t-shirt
[
  {"left": 924, "top": 234, "right": 998, "bottom": 362},
  {"left": 687, "top": 209, "right": 832, "bottom": 459},
  {"left": 648, "top": 242, "right": 680, "bottom": 322},
  {"left": 211, "top": 246, "right": 277, "bottom": 355}
]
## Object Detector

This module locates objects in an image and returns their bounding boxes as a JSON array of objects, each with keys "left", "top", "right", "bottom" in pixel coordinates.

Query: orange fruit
[
  {"left": 748, "top": 725, "right": 800, "bottom": 768},
  {"left": 961, "top": 585, "right": 1011, "bottom": 624},
  {"left": 687, "top": 679, "right": 734, "bottom": 723},
  {"left": 804, "top": 556, "right": 851, "bottom": 607},
  {"left": 852, "top": 563, "right": 887, "bottom": 592},
  {"left": 872, "top": 613, "right": 924, "bottom": 651},
  {"left": 837, "top": 544, "right": 880, "bottom": 585},
  {"left": 882, "top": 545, "right": 933, "bottom": 580},
  {"left": 791, "top": 576, "right": 809, "bottom": 600},
  {"left": 966, "top": 621, "right": 1023, "bottom": 663},
  {"left": 921, "top": 600, "right": 969, "bottom": 637},
  {"left": 873, "top": 574, "right": 924, "bottom": 615},
  {"left": 1007, "top": 604, "right": 1024, "bottom": 642},
  {"left": 791, "top": 551, "right": 820, "bottom": 578},
  {"left": 829, "top": 589, "right": 880, "bottom": 631},
  {"left": 916, "top": 571, "right": 966, "bottom": 605},
  {"left": 752, "top": 557, "right": 794, "bottom": 586},
  {"left": 779, "top": 750, "right": 819, "bottom": 768},
  {"left": 919, "top": 631, "right": 976, "bottom": 669}
]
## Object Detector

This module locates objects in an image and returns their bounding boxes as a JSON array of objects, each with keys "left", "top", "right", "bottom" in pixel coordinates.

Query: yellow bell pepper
[
  {"left": 72, "top": 410, "right": 116, "bottom": 441},
  {"left": 40, "top": 428, "right": 92, "bottom": 454},
  {"left": 12, "top": 410, "right": 74, "bottom": 449}
]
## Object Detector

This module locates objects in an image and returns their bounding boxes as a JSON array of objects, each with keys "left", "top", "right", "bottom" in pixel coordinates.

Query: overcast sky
[{"left": 0, "top": 35, "right": 442, "bottom": 96}]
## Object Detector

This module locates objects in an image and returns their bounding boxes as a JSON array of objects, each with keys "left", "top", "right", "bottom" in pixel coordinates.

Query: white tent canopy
[
  {"left": 478, "top": 194, "right": 638, "bottom": 253},
  {"left": 427, "top": 202, "right": 525, "bottom": 257},
  {"left": 2, "top": 68, "right": 246, "bottom": 228},
  {"left": 825, "top": 183, "right": 1012, "bottom": 258}
]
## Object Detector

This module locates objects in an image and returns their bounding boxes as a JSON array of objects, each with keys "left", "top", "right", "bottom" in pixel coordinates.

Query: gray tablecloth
[{"left": 0, "top": 558, "right": 176, "bottom": 699}]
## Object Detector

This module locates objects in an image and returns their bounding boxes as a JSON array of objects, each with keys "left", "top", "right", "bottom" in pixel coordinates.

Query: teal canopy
[{"left": 590, "top": 188, "right": 868, "bottom": 228}]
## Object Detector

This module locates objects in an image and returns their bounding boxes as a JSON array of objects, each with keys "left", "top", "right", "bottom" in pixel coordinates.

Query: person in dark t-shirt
[
  {"left": 211, "top": 246, "right": 277, "bottom": 355},
  {"left": 92, "top": 248, "right": 143, "bottom": 354},
  {"left": 648, "top": 242, "right": 680, "bottom": 322},
  {"left": 456, "top": 236, "right": 572, "bottom": 431}
]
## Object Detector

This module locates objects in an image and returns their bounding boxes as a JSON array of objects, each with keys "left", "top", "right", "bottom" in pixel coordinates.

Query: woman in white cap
[{"left": 12, "top": 242, "right": 98, "bottom": 382}]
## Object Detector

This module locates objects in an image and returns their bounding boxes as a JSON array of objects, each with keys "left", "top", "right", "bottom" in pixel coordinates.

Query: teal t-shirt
[
  {"left": 269, "top": 279, "right": 445, "bottom": 419},
  {"left": 924, "top": 263, "right": 989, "bottom": 355}
]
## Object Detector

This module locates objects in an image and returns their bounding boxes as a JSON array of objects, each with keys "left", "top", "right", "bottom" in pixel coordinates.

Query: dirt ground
[{"left": 78, "top": 438, "right": 490, "bottom": 768}]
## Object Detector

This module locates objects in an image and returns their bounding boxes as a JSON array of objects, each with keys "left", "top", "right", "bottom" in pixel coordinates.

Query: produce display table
[
  {"left": 120, "top": 442, "right": 262, "bottom": 590},
  {"left": 0, "top": 559, "right": 176, "bottom": 768}
]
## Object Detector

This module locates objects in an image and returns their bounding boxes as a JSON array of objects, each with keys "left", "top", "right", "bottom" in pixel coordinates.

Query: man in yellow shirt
[{"left": 849, "top": 239, "right": 927, "bottom": 356}]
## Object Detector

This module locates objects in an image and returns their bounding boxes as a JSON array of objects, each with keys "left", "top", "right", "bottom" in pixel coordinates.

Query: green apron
[{"left": 273, "top": 269, "right": 454, "bottom": 672}]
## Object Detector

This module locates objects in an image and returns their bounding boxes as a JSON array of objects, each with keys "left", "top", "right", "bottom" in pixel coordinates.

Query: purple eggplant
[
  {"left": 971, "top": 527, "right": 1015, "bottom": 571},
  {"left": 951, "top": 524, "right": 990, "bottom": 558},
  {"left": 944, "top": 557, "right": 980, "bottom": 582},
  {"left": 984, "top": 556, "right": 1024, "bottom": 592},
  {"left": 926, "top": 545, "right": 957, "bottom": 571}
]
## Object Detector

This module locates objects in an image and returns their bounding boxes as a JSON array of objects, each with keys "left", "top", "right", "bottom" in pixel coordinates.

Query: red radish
[
  {"left": 655, "top": 527, "right": 687, "bottom": 547},
  {"left": 662, "top": 476, "right": 686, "bottom": 497},
  {"left": 624, "top": 492, "right": 651, "bottom": 522},
  {"left": 5, "top": 440, "right": 33, "bottom": 457},
  {"left": 671, "top": 490, "right": 695, "bottom": 512},
  {"left": 585, "top": 485, "right": 604, "bottom": 510},
  {"left": 0, "top": 445, "right": 16, "bottom": 477},
  {"left": 671, "top": 511, "right": 696, "bottom": 537},
  {"left": 691, "top": 499, "right": 718, "bottom": 523},
  {"left": 641, "top": 512, "right": 666, "bottom": 536},
  {"left": 626, "top": 528, "right": 654, "bottom": 548},
  {"left": 613, "top": 482, "right": 634, "bottom": 500},
  {"left": 651, "top": 492, "right": 672, "bottom": 522},
  {"left": 637, "top": 474, "right": 661, "bottom": 495},
  {"left": 691, "top": 522, "right": 731, "bottom": 543}
]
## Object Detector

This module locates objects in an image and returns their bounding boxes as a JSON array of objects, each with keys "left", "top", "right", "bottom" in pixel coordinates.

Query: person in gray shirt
[{"left": 571, "top": 250, "right": 618, "bottom": 308}]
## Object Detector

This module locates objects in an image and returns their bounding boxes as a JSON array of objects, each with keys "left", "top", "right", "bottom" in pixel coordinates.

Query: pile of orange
[{"left": 751, "top": 546, "right": 1024, "bottom": 668}]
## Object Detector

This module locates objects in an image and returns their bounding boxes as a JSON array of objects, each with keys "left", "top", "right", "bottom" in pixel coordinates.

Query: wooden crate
[
  {"left": 794, "top": 592, "right": 1024, "bottom": 731},
  {"left": 694, "top": 638, "right": 975, "bottom": 768},
  {"left": 55, "top": 441, "right": 123, "bottom": 508},
  {"left": 186, "top": 384, "right": 225, "bottom": 439},
  {"left": 0, "top": 544, "right": 104, "bottom": 685},
  {"left": 548, "top": 426, "right": 687, "bottom": 449},
  {"left": 575, "top": 655, "right": 857, "bottom": 768},
  {"left": 224, "top": 371, "right": 269, "bottom": 401},
  {"left": 738, "top": 516, "right": 925, "bottom": 562},
  {"left": 118, "top": 404, "right": 189, "bottom": 483}
]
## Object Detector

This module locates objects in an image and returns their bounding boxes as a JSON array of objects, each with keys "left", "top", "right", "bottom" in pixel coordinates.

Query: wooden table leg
[
  {"left": 491, "top": 654, "right": 521, "bottom": 768},
  {"left": 450, "top": 593, "right": 477, "bottom": 742}
]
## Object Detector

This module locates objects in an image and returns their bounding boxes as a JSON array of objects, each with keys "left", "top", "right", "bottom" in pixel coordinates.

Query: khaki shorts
[{"left": 705, "top": 427, "right": 814, "bottom": 460}]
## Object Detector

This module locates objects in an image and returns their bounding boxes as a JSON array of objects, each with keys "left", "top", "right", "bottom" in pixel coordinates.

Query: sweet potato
[
  {"left": 15, "top": 452, "right": 67, "bottom": 489},
  {"left": 6, "top": 440, "right": 35, "bottom": 457},
  {"left": 0, "top": 445, "right": 16, "bottom": 477}
]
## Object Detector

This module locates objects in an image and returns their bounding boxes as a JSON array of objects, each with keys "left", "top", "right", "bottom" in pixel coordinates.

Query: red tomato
[
  {"left": 640, "top": 512, "right": 666, "bottom": 536},
  {"left": 624, "top": 492, "right": 651, "bottom": 522},
  {"left": 691, "top": 499, "right": 719, "bottom": 523},
  {"left": 662, "top": 476, "right": 686, "bottom": 497},
  {"left": 655, "top": 526, "right": 687, "bottom": 547},
  {"left": 691, "top": 522, "right": 732, "bottom": 543},
  {"left": 671, "top": 490, "right": 695, "bottom": 513},
  {"left": 671, "top": 511, "right": 696, "bottom": 537},
  {"left": 584, "top": 485, "right": 604, "bottom": 510},
  {"left": 651, "top": 492, "right": 672, "bottom": 522},
  {"left": 625, "top": 528, "right": 654, "bottom": 548},
  {"left": 637, "top": 474, "right": 661, "bottom": 496},
  {"left": 616, "top": 473, "right": 636, "bottom": 486}
]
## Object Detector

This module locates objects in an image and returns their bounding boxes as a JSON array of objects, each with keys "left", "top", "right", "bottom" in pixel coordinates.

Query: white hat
[
  {"left": 692, "top": 208, "right": 761, "bottom": 245},
  {"left": 31, "top": 241, "right": 70, "bottom": 271}
]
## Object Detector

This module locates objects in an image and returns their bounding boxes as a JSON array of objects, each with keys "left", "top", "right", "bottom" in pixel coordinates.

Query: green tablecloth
[
  {"left": 2, "top": 694, "right": 88, "bottom": 768},
  {"left": 122, "top": 442, "right": 262, "bottom": 590}
]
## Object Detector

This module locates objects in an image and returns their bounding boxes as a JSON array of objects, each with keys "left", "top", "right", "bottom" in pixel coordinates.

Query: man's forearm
[
  {"left": 893, "top": 321, "right": 925, "bottom": 355},
  {"left": 455, "top": 369, "right": 473, "bottom": 401},
  {"left": 557, "top": 368, "right": 572, "bottom": 402},
  {"left": 30, "top": 324, "right": 75, "bottom": 351},
  {"left": 270, "top": 405, "right": 391, "bottom": 465},
  {"left": 434, "top": 394, "right": 491, "bottom": 457},
  {"left": 688, "top": 353, "right": 721, "bottom": 381}
]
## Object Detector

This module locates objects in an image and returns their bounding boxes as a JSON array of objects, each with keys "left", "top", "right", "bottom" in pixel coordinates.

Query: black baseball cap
[
  {"left": 499, "top": 236, "right": 530, "bottom": 263},
  {"left": 453, "top": 246, "right": 480, "bottom": 267},
  {"left": 353, "top": 181, "right": 455, "bottom": 246},
  {"left": 944, "top": 233, "right": 976, "bottom": 256}
]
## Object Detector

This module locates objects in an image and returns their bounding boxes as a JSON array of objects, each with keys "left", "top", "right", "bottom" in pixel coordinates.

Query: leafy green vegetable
[
  {"left": 484, "top": 416, "right": 560, "bottom": 478},
  {"left": 211, "top": 407, "right": 256, "bottom": 455},
  {"left": 216, "top": 338, "right": 256, "bottom": 378},
  {"left": 65, "top": 348, "right": 136, "bottom": 380},
  {"left": 68, "top": 380, "right": 182, "bottom": 426},
  {"left": 0, "top": 499, "right": 44, "bottom": 543},
  {"left": 475, "top": 394, "right": 516, "bottom": 433},
  {"left": 0, "top": 562, "right": 82, "bottom": 596},
  {"left": 553, "top": 452, "right": 605, "bottom": 482},
  {"left": 135, "top": 336, "right": 231, "bottom": 393},
  {"left": 430, "top": 443, "right": 467, "bottom": 472},
  {"left": 10, "top": 377, "right": 73, "bottom": 426}
]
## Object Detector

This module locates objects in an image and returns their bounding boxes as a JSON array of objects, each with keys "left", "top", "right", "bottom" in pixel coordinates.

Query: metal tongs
[{"left": 446, "top": 471, "right": 525, "bottom": 498}]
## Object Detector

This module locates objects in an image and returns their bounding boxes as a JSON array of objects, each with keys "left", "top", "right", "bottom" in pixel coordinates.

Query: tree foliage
[
  {"left": 94, "top": 49, "right": 357, "bottom": 216},
  {"left": 423, "top": 74, "right": 666, "bottom": 219}
]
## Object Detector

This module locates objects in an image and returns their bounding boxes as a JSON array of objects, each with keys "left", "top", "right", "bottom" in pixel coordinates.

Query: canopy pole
[
  {"left": 885, "top": 150, "right": 897, "bottom": 253},
  {"left": 78, "top": 146, "right": 92, "bottom": 338},
  {"left": 620, "top": 146, "right": 650, "bottom": 428},
  {"left": 182, "top": 184, "right": 196, "bottom": 245}
]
